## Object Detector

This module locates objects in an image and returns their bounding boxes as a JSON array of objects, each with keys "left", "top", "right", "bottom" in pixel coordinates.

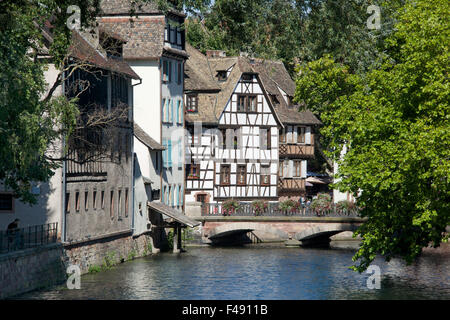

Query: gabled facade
[
  {"left": 99, "top": 0, "right": 188, "bottom": 239},
  {"left": 184, "top": 45, "right": 321, "bottom": 208}
]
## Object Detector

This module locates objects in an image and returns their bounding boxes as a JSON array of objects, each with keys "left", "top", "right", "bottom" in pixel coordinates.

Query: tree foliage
[
  {"left": 186, "top": 0, "right": 403, "bottom": 75},
  {"left": 0, "top": 0, "right": 99, "bottom": 204},
  {"left": 295, "top": 0, "right": 449, "bottom": 271}
]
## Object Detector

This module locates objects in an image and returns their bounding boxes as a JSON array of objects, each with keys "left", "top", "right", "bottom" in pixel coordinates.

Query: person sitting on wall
[{"left": 6, "top": 219, "right": 21, "bottom": 251}]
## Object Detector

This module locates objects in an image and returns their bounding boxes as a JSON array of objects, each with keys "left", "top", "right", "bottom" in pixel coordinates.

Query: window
[
  {"left": 279, "top": 128, "right": 286, "bottom": 144},
  {"left": 260, "top": 127, "right": 271, "bottom": 150},
  {"left": 93, "top": 190, "right": 97, "bottom": 210},
  {"left": 0, "top": 193, "right": 14, "bottom": 213},
  {"left": 297, "top": 127, "right": 306, "bottom": 144},
  {"left": 187, "top": 164, "right": 200, "bottom": 179},
  {"left": 237, "top": 94, "right": 257, "bottom": 112},
  {"left": 187, "top": 126, "right": 194, "bottom": 145},
  {"left": 237, "top": 95, "right": 246, "bottom": 112},
  {"left": 65, "top": 193, "right": 70, "bottom": 213},
  {"left": 110, "top": 190, "right": 114, "bottom": 219},
  {"left": 242, "top": 73, "right": 253, "bottom": 82},
  {"left": 101, "top": 190, "right": 105, "bottom": 209},
  {"left": 152, "top": 189, "right": 160, "bottom": 201},
  {"left": 270, "top": 94, "right": 279, "bottom": 105},
  {"left": 220, "top": 165, "right": 231, "bottom": 185},
  {"left": 217, "top": 71, "right": 227, "bottom": 81},
  {"left": 237, "top": 165, "right": 246, "bottom": 185},
  {"left": 163, "top": 60, "right": 171, "bottom": 83},
  {"left": 75, "top": 191, "right": 80, "bottom": 212},
  {"left": 162, "top": 98, "right": 167, "bottom": 122},
  {"left": 177, "top": 137, "right": 183, "bottom": 168},
  {"left": 220, "top": 128, "right": 227, "bottom": 149},
  {"left": 118, "top": 189, "right": 122, "bottom": 218},
  {"left": 178, "top": 100, "right": 183, "bottom": 123},
  {"left": 177, "top": 63, "right": 182, "bottom": 85},
  {"left": 279, "top": 160, "right": 285, "bottom": 177},
  {"left": 294, "top": 161, "right": 302, "bottom": 177},
  {"left": 261, "top": 165, "right": 270, "bottom": 186},
  {"left": 186, "top": 95, "right": 198, "bottom": 112},
  {"left": 84, "top": 191, "right": 89, "bottom": 211}
]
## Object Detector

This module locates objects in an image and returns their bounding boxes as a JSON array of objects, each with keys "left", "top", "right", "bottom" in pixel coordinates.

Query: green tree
[
  {"left": 0, "top": 0, "right": 204, "bottom": 204},
  {"left": 295, "top": 0, "right": 449, "bottom": 272},
  {"left": 0, "top": 0, "right": 99, "bottom": 204}
]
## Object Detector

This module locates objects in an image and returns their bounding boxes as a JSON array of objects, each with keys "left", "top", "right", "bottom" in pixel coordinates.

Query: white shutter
[
  {"left": 305, "top": 127, "right": 311, "bottom": 145},
  {"left": 288, "top": 160, "right": 294, "bottom": 178},
  {"left": 302, "top": 161, "right": 307, "bottom": 178}
]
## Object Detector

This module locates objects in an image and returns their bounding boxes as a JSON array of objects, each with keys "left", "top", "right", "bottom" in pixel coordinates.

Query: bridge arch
[
  {"left": 294, "top": 224, "right": 359, "bottom": 246},
  {"left": 208, "top": 222, "right": 289, "bottom": 243}
]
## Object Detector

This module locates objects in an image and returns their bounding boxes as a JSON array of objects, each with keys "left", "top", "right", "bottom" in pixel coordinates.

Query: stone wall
[
  {"left": 0, "top": 244, "right": 67, "bottom": 299},
  {"left": 64, "top": 232, "right": 154, "bottom": 274}
]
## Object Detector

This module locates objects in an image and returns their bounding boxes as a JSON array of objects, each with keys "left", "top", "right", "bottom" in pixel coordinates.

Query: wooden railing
[
  {"left": 65, "top": 150, "right": 107, "bottom": 177},
  {"left": 278, "top": 178, "right": 306, "bottom": 191},
  {"left": 279, "top": 144, "right": 314, "bottom": 157}
]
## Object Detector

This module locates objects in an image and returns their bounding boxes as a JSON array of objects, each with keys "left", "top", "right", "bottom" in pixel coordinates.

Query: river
[{"left": 15, "top": 242, "right": 450, "bottom": 300}]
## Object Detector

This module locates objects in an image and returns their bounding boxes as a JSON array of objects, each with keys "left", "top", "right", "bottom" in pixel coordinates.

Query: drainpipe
[
  {"left": 61, "top": 72, "right": 67, "bottom": 243},
  {"left": 130, "top": 78, "right": 141, "bottom": 235}
]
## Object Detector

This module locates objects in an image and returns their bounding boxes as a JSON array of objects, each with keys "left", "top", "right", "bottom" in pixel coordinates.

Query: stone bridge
[{"left": 194, "top": 216, "right": 365, "bottom": 247}]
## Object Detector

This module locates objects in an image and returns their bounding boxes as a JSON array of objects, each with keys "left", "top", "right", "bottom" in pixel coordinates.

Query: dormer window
[
  {"left": 217, "top": 71, "right": 227, "bottom": 81},
  {"left": 242, "top": 73, "right": 253, "bottom": 82},
  {"left": 287, "top": 96, "right": 294, "bottom": 108},
  {"left": 270, "top": 94, "right": 279, "bottom": 105},
  {"left": 186, "top": 94, "right": 198, "bottom": 112}
]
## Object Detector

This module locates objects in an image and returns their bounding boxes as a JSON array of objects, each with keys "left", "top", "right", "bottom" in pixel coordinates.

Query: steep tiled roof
[
  {"left": 98, "top": 16, "right": 166, "bottom": 60},
  {"left": 185, "top": 44, "right": 220, "bottom": 91},
  {"left": 99, "top": 0, "right": 187, "bottom": 60},
  {"left": 69, "top": 31, "right": 140, "bottom": 79},
  {"left": 184, "top": 46, "right": 321, "bottom": 126},
  {"left": 134, "top": 123, "right": 165, "bottom": 150}
]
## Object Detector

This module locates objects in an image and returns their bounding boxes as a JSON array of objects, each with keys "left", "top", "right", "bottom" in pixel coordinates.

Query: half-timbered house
[{"left": 184, "top": 45, "right": 321, "bottom": 209}]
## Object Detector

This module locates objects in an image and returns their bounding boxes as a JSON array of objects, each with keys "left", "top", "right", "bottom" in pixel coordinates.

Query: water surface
[{"left": 16, "top": 243, "right": 450, "bottom": 300}]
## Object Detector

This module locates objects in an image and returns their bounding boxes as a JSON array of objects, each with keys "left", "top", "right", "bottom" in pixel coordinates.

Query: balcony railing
[
  {"left": 0, "top": 223, "right": 58, "bottom": 254},
  {"left": 279, "top": 144, "right": 314, "bottom": 157},
  {"left": 201, "top": 203, "right": 359, "bottom": 218}
]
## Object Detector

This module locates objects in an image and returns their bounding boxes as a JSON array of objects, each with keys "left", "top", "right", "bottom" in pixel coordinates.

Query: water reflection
[{"left": 15, "top": 243, "right": 450, "bottom": 300}]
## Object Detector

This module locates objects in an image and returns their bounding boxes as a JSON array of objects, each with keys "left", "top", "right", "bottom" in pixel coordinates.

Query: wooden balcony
[
  {"left": 279, "top": 144, "right": 314, "bottom": 158},
  {"left": 278, "top": 178, "right": 306, "bottom": 191}
]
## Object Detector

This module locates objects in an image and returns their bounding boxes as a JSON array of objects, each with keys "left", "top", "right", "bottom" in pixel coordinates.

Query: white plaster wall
[{"left": 128, "top": 61, "right": 162, "bottom": 143}]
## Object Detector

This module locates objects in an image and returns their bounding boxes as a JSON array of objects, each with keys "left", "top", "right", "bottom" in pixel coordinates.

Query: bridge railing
[
  {"left": 0, "top": 222, "right": 58, "bottom": 254},
  {"left": 201, "top": 203, "right": 360, "bottom": 218}
]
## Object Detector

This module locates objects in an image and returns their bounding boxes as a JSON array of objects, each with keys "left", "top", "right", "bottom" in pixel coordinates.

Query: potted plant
[
  {"left": 310, "top": 193, "right": 332, "bottom": 216},
  {"left": 252, "top": 200, "right": 268, "bottom": 216},
  {"left": 222, "top": 199, "right": 241, "bottom": 216},
  {"left": 279, "top": 200, "right": 300, "bottom": 215}
]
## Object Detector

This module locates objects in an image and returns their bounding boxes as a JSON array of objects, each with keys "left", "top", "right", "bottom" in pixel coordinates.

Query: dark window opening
[
  {"left": 0, "top": 193, "right": 14, "bottom": 212},
  {"left": 220, "top": 165, "right": 231, "bottom": 185},
  {"left": 186, "top": 95, "right": 198, "bottom": 112},
  {"left": 237, "top": 165, "right": 246, "bottom": 185},
  {"left": 217, "top": 71, "right": 227, "bottom": 81}
]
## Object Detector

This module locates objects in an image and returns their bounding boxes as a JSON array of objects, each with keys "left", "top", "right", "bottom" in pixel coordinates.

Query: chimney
[{"left": 206, "top": 50, "right": 226, "bottom": 58}]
